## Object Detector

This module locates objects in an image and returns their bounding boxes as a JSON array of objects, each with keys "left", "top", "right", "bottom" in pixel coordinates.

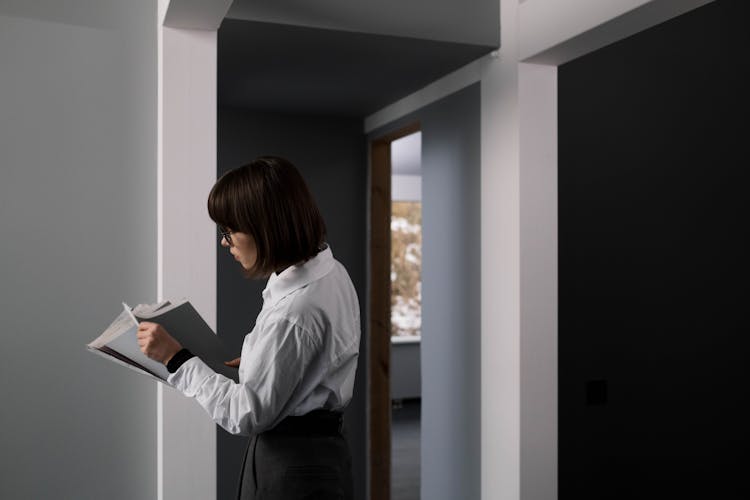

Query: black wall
[
  {"left": 559, "top": 1, "right": 749, "bottom": 498},
  {"left": 216, "top": 107, "right": 367, "bottom": 500}
]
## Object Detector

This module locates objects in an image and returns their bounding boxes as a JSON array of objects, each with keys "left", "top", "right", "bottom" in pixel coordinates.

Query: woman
[{"left": 136, "top": 156, "right": 360, "bottom": 500}]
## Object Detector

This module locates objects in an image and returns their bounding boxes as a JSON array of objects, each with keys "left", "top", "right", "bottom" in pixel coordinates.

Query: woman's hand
[
  {"left": 137, "top": 321, "right": 182, "bottom": 365},
  {"left": 224, "top": 357, "right": 241, "bottom": 368}
]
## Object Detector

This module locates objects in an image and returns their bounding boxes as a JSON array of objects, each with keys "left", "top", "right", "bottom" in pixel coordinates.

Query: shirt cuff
[
  {"left": 166, "top": 348, "right": 194, "bottom": 373},
  {"left": 166, "top": 355, "right": 215, "bottom": 396}
]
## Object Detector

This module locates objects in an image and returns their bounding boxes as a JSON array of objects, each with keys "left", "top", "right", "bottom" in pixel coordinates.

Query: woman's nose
[{"left": 220, "top": 236, "right": 229, "bottom": 247}]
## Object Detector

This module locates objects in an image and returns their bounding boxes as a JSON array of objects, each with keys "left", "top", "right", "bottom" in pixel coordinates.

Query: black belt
[{"left": 266, "top": 409, "right": 343, "bottom": 436}]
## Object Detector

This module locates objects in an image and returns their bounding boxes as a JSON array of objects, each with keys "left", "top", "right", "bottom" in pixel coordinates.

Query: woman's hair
[{"left": 207, "top": 156, "right": 327, "bottom": 278}]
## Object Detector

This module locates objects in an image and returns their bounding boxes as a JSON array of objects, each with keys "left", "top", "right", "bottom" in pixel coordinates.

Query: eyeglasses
[{"left": 218, "top": 226, "right": 234, "bottom": 247}]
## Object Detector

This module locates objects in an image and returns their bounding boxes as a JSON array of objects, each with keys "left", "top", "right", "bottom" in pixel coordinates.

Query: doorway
[
  {"left": 390, "top": 130, "right": 423, "bottom": 500},
  {"left": 369, "top": 122, "right": 421, "bottom": 500}
]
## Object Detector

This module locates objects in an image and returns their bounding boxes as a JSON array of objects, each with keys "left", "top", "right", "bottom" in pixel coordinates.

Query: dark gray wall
[
  {"left": 216, "top": 107, "right": 367, "bottom": 500},
  {"left": 368, "top": 83, "right": 481, "bottom": 500},
  {"left": 559, "top": 1, "right": 749, "bottom": 498},
  {"left": 0, "top": 1, "right": 158, "bottom": 499}
]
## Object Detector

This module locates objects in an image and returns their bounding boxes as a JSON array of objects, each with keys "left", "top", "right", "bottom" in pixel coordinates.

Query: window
[
  {"left": 390, "top": 131, "right": 422, "bottom": 339},
  {"left": 391, "top": 200, "right": 421, "bottom": 337}
]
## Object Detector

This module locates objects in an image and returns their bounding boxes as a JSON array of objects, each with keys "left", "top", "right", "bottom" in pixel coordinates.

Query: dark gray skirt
[{"left": 237, "top": 411, "right": 353, "bottom": 500}]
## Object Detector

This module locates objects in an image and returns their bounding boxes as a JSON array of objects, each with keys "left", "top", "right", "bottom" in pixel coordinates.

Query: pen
[{"left": 122, "top": 302, "right": 139, "bottom": 326}]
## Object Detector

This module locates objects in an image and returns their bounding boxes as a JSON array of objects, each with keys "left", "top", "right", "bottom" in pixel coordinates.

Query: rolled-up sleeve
[{"left": 167, "top": 318, "right": 323, "bottom": 436}]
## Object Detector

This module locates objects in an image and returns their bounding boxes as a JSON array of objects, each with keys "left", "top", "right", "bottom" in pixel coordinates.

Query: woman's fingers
[
  {"left": 224, "top": 357, "right": 241, "bottom": 368},
  {"left": 136, "top": 321, "right": 182, "bottom": 364}
]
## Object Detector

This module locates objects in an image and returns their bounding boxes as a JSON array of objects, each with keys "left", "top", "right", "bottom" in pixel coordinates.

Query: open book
[{"left": 87, "top": 300, "right": 238, "bottom": 384}]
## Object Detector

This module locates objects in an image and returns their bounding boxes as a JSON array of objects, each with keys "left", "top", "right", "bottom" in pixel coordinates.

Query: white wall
[
  {"left": 0, "top": 1, "right": 158, "bottom": 498},
  {"left": 419, "top": 84, "right": 482, "bottom": 500}
]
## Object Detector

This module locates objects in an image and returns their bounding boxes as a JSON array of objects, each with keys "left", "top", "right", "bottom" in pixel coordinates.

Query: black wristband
[{"left": 166, "top": 348, "right": 195, "bottom": 373}]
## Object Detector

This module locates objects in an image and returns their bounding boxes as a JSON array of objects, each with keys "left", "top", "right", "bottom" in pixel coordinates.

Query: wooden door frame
[{"left": 369, "top": 121, "right": 421, "bottom": 500}]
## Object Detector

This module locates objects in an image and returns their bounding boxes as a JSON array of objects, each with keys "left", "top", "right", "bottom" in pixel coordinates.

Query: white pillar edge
[
  {"left": 157, "top": 1, "right": 232, "bottom": 499},
  {"left": 363, "top": 56, "right": 487, "bottom": 133},
  {"left": 518, "top": 62, "right": 557, "bottom": 500},
  {"left": 480, "top": 0, "right": 520, "bottom": 497},
  {"left": 159, "top": 24, "right": 218, "bottom": 500},
  {"left": 519, "top": 0, "right": 715, "bottom": 65},
  {"left": 162, "top": 0, "right": 234, "bottom": 30},
  {"left": 158, "top": 20, "right": 218, "bottom": 500},
  {"left": 157, "top": 6, "right": 166, "bottom": 500}
]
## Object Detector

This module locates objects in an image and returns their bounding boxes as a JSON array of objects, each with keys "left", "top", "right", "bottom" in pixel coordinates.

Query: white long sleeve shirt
[{"left": 168, "top": 246, "right": 360, "bottom": 436}]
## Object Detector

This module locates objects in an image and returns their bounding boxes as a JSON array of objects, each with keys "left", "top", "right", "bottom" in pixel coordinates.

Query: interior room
[{"left": 1, "top": 1, "right": 747, "bottom": 499}]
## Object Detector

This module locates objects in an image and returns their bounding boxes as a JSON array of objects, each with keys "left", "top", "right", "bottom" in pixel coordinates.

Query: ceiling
[
  {"left": 218, "top": 18, "right": 495, "bottom": 117},
  {"left": 226, "top": 0, "right": 499, "bottom": 47}
]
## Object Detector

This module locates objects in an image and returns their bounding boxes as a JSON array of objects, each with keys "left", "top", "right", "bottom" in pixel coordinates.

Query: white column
[
  {"left": 157, "top": 1, "right": 230, "bottom": 498},
  {"left": 519, "top": 62, "right": 558, "bottom": 500},
  {"left": 519, "top": 0, "right": 714, "bottom": 64},
  {"left": 480, "top": 0, "right": 520, "bottom": 498}
]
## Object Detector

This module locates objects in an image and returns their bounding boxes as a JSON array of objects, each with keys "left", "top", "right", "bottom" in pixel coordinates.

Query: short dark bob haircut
[{"left": 208, "top": 156, "right": 327, "bottom": 278}]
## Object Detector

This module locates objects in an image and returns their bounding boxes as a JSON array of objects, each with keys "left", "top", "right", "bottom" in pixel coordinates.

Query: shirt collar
[{"left": 262, "top": 245, "right": 335, "bottom": 306}]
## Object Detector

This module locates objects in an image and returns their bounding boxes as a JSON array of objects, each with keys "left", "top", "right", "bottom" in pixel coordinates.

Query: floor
[{"left": 391, "top": 399, "right": 421, "bottom": 500}]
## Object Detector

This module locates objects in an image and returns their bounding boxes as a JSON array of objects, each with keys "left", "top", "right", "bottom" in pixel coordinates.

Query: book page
[
  {"left": 86, "top": 345, "right": 167, "bottom": 383},
  {"left": 105, "top": 322, "right": 171, "bottom": 380},
  {"left": 132, "top": 300, "right": 173, "bottom": 316},
  {"left": 134, "top": 298, "right": 188, "bottom": 319},
  {"left": 87, "top": 309, "right": 136, "bottom": 349},
  {"left": 88, "top": 303, "right": 171, "bottom": 380}
]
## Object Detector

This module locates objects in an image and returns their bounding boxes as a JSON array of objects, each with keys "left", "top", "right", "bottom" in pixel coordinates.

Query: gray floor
[{"left": 391, "top": 399, "right": 421, "bottom": 500}]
